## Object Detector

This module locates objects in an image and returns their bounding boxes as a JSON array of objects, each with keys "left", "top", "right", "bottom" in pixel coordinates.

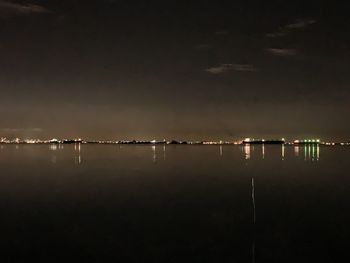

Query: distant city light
[{"left": 0, "top": 136, "right": 348, "bottom": 146}]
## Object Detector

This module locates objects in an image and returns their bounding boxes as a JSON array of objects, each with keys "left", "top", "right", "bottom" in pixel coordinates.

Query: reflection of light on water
[
  {"left": 244, "top": 145, "right": 251, "bottom": 160},
  {"left": 281, "top": 144, "right": 285, "bottom": 160},
  {"left": 303, "top": 144, "right": 320, "bottom": 162},
  {"left": 220, "top": 145, "right": 223, "bottom": 157},
  {"left": 50, "top": 144, "right": 58, "bottom": 163},
  {"left": 75, "top": 143, "right": 82, "bottom": 165},
  {"left": 152, "top": 145, "right": 156, "bottom": 163},
  {"left": 50, "top": 144, "right": 58, "bottom": 151},
  {"left": 163, "top": 145, "right": 166, "bottom": 160},
  {"left": 294, "top": 146, "right": 299, "bottom": 157},
  {"left": 262, "top": 144, "right": 265, "bottom": 159}
]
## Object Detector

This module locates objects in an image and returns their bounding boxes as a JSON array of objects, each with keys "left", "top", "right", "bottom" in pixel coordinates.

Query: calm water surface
[{"left": 0, "top": 144, "right": 349, "bottom": 262}]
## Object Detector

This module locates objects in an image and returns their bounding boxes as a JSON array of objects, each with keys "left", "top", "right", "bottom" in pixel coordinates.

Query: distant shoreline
[{"left": 1, "top": 142, "right": 349, "bottom": 146}]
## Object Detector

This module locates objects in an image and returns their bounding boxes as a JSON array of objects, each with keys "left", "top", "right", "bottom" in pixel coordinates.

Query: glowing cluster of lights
[
  {"left": 1, "top": 136, "right": 350, "bottom": 146},
  {"left": 203, "top": 141, "right": 230, "bottom": 145},
  {"left": 294, "top": 139, "right": 320, "bottom": 143}
]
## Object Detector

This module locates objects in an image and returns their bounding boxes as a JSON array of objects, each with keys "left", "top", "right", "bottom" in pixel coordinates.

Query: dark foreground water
[{"left": 0, "top": 144, "right": 349, "bottom": 262}]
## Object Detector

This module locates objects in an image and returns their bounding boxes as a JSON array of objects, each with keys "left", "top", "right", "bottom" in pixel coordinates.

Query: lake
[{"left": 0, "top": 144, "right": 349, "bottom": 262}]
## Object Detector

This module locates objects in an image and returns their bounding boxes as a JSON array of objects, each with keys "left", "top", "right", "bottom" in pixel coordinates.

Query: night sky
[{"left": 0, "top": 0, "right": 349, "bottom": 140}]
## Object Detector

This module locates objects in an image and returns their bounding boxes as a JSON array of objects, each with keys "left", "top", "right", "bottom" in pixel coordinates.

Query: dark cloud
[
  {"left": 285, "top": 19, "right": 316, "bottom": 29},
  {"left": 0, "top": 1, "right": 349, "bottom": 140},
  {"left": 266, "top": 31, "right": 288, "bottom": 38},
  {"left": 266, "top": 48, "right": 297, "bottom": 56},
  {"left": 266, "top": 18, "right": 316, "bottom": 38},
  {"left": 206, "top": 64, "right": 258, "bottom": 74},
  {"left": 0, "top": 0, "right": 49, "bottom": 17}
]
